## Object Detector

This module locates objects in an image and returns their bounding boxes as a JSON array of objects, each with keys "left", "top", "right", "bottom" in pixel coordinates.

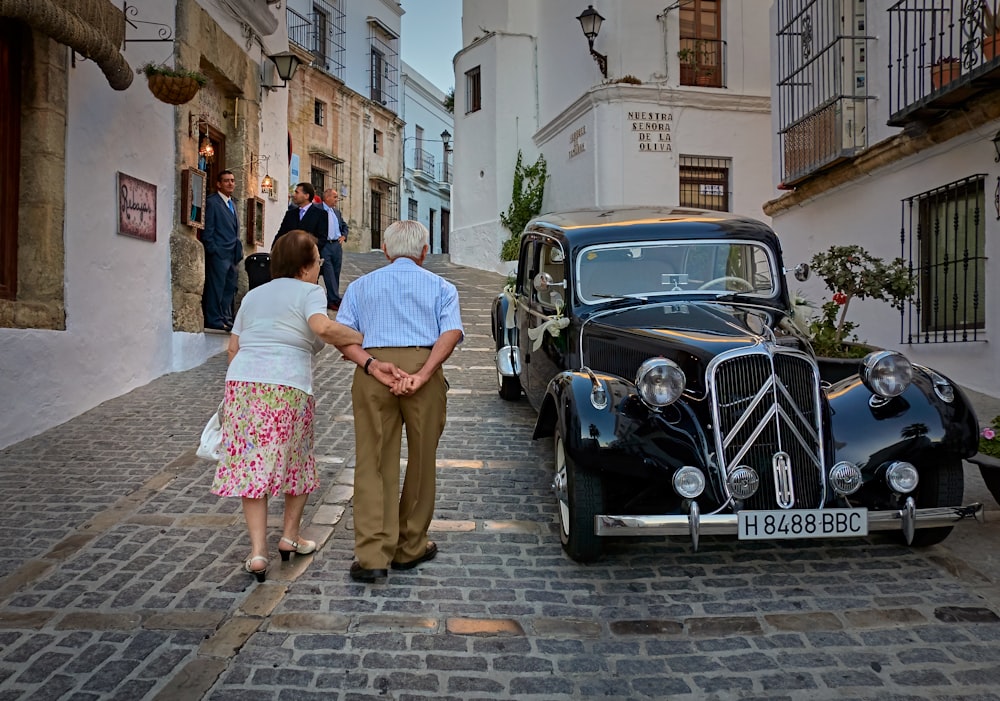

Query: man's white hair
[{"left": 384, "top": 220, "right": 429, "bottom": 259}]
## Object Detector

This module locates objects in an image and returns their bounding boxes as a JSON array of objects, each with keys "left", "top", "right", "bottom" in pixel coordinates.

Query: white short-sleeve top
[{"left": 225, "top": 277, "right": 328, "bottom": 394}]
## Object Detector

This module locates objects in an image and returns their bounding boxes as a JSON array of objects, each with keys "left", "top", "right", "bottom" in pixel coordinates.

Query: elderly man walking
[{"left": 337, "top": 220, "right": 464, "bottom": 582}]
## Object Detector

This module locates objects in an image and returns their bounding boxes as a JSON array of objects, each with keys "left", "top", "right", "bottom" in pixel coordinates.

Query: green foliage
[
  {"left": 806, "top": 244, "right": 915, "bottom": 357},
  {"left": 138, "top": 62, "right": 207, "bottom": 86},
  {"left": 612, "top": 75, "right": 642, "bottom": 85},
  {"left": 443, "top": 87, "right": 454, "bottom": 114},
  {"left": 499, "top": 150, "right": 547, "bottom": 261},
  {"left": 980, "top": 416, "right": 1000, "bottom": 458}
]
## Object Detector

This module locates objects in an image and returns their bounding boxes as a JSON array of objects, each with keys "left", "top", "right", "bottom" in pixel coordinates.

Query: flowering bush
[
  {"left": 804, "top": 245, "right": 915, "bottom": 358},
  {"left": 981, "top": 416, "right": 1000, "bottom": 458}
]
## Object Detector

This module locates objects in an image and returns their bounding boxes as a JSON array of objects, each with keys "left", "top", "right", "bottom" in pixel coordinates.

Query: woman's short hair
[
  {"left": 271, "top": 230, "right": 318, "bottom": 278},
  {"left": 383, "top": 220, "right": 429, "bottom": 259}
]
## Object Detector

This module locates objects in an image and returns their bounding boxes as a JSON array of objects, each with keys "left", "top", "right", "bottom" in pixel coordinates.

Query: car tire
[
  {"left": 554, "top": 430, "right": 603, "bottom": 562},
  {"left": 497, "top": 366, "right": 522, "bottom": 401},
  {"left": 909, "top": 459, "right": 964, "bottom": 547},
  {"left": 977, "top": 464, "right": 1000, "bottom": 507}
]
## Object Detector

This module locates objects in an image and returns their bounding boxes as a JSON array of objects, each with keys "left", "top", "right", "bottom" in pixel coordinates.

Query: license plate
[{"left": 737, "top": 508, "right": 868, "bottom": 540}]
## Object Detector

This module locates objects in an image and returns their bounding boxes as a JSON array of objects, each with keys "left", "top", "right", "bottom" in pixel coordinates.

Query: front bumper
[{"left": 595, "top": 499, "right": 984, "bottom": 549}]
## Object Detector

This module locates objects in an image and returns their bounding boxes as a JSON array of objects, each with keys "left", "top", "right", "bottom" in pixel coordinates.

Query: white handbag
[{"left": 197, "top": 403, "right": 225, "bottom": 461}]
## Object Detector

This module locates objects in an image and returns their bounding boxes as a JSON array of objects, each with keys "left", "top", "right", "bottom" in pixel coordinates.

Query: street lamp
[
  {"left": 440, "top": 130, "right": 452, "bottom": 152},
  {"left": 576, "top": 5, "right": 607, "bottom": 79},
  {"left": 262, "top": 52, "right": 302, "bottom": 90}
]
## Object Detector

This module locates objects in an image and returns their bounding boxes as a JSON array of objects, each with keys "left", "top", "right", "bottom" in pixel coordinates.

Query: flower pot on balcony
[
  {"left": 930, "top": 58, "right": 960, "bottom": 90},
  {"left": 985, "top": 32, "right": 1000, "bottom": 61}
]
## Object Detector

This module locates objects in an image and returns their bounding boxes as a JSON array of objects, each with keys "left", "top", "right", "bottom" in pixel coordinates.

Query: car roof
[{"left": 525, "top": 206, "right": 779, "bottom": 250}]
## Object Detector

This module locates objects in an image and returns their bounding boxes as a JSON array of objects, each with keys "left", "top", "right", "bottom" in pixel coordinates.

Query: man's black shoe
[
  {"left": 349, "top": 561, "right": 388, "bottom": 582},
  {"left": 391, "top": 541, "right": 438, "bottom": 570}
]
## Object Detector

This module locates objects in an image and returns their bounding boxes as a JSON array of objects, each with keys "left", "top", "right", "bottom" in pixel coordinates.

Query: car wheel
[
  {"left": 909, "top": 459, "right": 964, "bottom": 547},
  {"left": 497, "top": 366, "right": 522, "bottom": 401},
  {"left": 554, "top": 430, "right": 603, "bottom": 562},
  {"left": 978, "top": 465, "right": 1000, "bottom": 507}
]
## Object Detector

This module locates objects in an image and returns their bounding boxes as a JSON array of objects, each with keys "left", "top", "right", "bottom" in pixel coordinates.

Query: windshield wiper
[{"left": 591, "top": 292, "right": 649, "bottom": 301}]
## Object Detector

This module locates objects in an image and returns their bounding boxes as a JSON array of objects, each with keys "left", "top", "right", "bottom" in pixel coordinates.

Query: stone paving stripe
[
  {"left": 317, "top": 454, "right": 347, "bottom": 462},
  {"left": 485, "top": 460, "right": 546, "bottom": 468},
  {"left": 354, "top": 615, "right": 439, "bottom": 632},
  {"left": 934, "top": 606, "right": 1000, "bottom": 623},
  {"left": 446, "top": 617, "right": 525, "bottom": 636},
  {"left": 144, "top": 611, "right": 226, "bottom": 631},
  {"left": 0, "top": 560, "right": 54, "bottom": 600},
  {"left": 609, "top": 619, "right": 684, "bottom": 636},
  {"left": 448, "top": 389, "right": 473, "bottom": 395},
  {"left": 122, "top": 514, "right": 176, "bottom": 526},
  {"left": 841, "top": 607, "right": 926, "bottom": 628},
  {"left": 312, "top": 504, "right": 347, "bottom": 525},
  {"left": 530, "top": 617, "right": 603, "bottom": 637},
  {"left": 764, "top": 612, "right": 843, "bottom": 632},
  {"left": 438, "top": 459, "right": 484, "bottom": 469},
  {"left": 47, "top": 533, "right": 98, "bottom": 561},
  {"left": 268, "top": 612, "right": 351, "bottom": 633},
  {"left": 200, "top": 616, "right": 265, "bottom": 658},
  {"left": 429, "top": 519, "right": 477, "bottom": 532},
  {"left": 239, "top": 584, "right": 288, "bottom": 618},
  {"left": 686, "top": 616, "right": 764, "bottom": 637},
  {"left": 151, "top": 657, "right": 228, "bottom": 701},
  {"left": 323, "top": 484, "right": 354, "bottom": 503},
  {"left": 0, "top": 610, "right": 55, "bottom": 629},
  {"left": 175, "top": 514, "right": 240, "bottom": 528},
  {"left": 55, "top": 612, "right": 142, "bottom": 631},
  {"left": 328, "top": 416, "right": 354, "bottom": 424},
  {"left": 928, "top": 554, "right": 994, "bottom": 584},
  {"left": 483, "top": 520, "right": 545, "bottom": 534}
]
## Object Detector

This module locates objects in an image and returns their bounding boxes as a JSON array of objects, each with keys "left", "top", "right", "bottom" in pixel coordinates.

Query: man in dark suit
[
  {"left": 202, "top": 170, "right": 243, "bottom": 331},
  {"left": 320, "top": 188, "right": 349, "bottom": 310},
  {"left": 274, "top": 182, "right": 328, "bottom": 251}
]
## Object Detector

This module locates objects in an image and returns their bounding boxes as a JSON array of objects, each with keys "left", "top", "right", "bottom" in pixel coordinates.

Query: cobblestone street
[{"left": 1, "top": 252, "right": 999, "bottom": 700}]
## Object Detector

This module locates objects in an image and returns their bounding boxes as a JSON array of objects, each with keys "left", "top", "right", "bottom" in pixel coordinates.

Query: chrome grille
[
  {"left": 709, "top": 347, "right": 824, "bottom": 510},
  {"left": 584, "top": 338, "right": 653, "bottom": 382}
]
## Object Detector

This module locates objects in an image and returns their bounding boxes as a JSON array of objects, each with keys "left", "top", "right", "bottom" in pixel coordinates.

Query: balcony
[
  {"left": 437, "top": 160, "right": 452, "bottom": 186},
  {"left": 888, "top": 0, "right": 1000, "bottom": 126},
  {"left": 286, "top": 2, "right": 346, "bottom": 80},
  {"left": 678, "top": 37, "right": 727, "bottom": 88},
  {"left": 409, "top": 148, "right": 436, "bottom": 182}
]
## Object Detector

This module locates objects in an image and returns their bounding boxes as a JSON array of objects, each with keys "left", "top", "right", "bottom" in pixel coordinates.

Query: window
[
  {"left": 902, "top": 175, "right": 987, "bottom": 343},
  {"left": 312, "top": 5, "right": 329, "bottom": 68},
  {"left": 0, "top": 20, "right": 22, "bottom": 300},
  {"left": 465, "top": 66, "right": 481, "bottom": 113},
  {"left": 314, "top": 99, "right": 325, "bottom": 126},
  {"left": 311, "top": 168, "right": 327, "bottom": 193},
  {"left": 371, "top": 47, "right": 384, "bottom": 103},
  {"left": 367, "top": 21, "right": 399, "bottom": 109},
  {"left": 373, "top": 129, "right": 381, "bottom": 154},
  {"left": 414, "top": 125, "right": 424, "bottom": 170},
  {"left": 408, "top": 197, "right": 418, "bottom": 220},
  {"left": 679, "top": 155, "right": 731, "bottom": 211},
  {"left": 678, "top": 0, "right": 723, "bottom": 88}
]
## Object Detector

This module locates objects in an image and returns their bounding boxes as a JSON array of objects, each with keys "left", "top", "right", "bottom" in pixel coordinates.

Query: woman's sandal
[
  {"left": 278, "top": 536, "right": 317, "bottom": 561},
  {"left": 243, "top": 555, "right": 269, "bottom": 583}
]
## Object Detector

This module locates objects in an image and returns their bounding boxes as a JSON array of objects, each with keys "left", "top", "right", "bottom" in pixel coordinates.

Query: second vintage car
[{"left": 492, "top": 206, "right": 983, "bottom": 562}]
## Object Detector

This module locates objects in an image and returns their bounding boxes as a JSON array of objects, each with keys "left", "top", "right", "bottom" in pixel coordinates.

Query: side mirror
[
  {"left": 793, "top": 263, "right": 810, "bottom": 282},
  {"left": 533, "top": 271, "right": 566, "bottom": 292}
]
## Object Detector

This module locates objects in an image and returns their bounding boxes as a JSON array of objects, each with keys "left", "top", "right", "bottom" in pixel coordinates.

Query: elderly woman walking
[{"left": 211, "top": 229, "right": 363, "bottom": 582}]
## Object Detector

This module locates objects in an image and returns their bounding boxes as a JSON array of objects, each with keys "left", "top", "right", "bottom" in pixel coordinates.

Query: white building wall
[
  {"left": 452, "top": 0, "right": 775, "bottom": 274},
  {"left": 399, "top": 62, "right": 454, "bottom": 253},
  {"left": 766, "top": 0, "right": 1000, "bottom": 397},
  {"left": 0, "top": 0, "right": 291, "bottom": 449}
]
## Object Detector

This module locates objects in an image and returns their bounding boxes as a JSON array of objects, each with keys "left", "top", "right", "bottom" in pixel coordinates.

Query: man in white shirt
[{"left": 321, "top": 188, "right": 348, "bottom": 310}]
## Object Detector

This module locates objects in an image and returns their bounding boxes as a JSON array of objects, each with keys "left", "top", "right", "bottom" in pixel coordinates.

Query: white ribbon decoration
[{"left": 527, "top": 315, "right": 569, "bottom": 351}]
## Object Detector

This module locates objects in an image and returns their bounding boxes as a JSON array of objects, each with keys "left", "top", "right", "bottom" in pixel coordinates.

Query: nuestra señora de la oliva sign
[{"left": 629, "top": 111, "right": 672, "bottom": 152}]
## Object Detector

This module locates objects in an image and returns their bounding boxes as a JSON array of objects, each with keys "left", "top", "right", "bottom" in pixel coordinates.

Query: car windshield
[{"left": 577, "top": 240, "right": 777, "bottom": 304}]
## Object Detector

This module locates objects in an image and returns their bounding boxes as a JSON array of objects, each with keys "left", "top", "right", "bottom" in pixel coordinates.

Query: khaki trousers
[{"left": 351, "top": 347, "right": 447, "bottom": 568}]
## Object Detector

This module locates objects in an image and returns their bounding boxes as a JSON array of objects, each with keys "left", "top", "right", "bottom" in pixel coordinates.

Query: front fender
[
  {"left": 826, "top": 365, "right": 979, "bottom": 470},
  {"left": 490, "top": 292, "right": 511, "bottom": 347}
]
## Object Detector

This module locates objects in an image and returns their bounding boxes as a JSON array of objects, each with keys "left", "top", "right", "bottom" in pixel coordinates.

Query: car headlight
[
  {"left": 635, "top": 358, "right": 686, "bottom": 408},
  {"left": 886, "top": 461, "right": 919, "bottom": 494},
  {"left": 727, "top": 466, "right": 760, "bottom": 500},
  {"left": 860, "top": 351, "right": 912, "bottom": 398},
  {"left": 829, "top": 461, "right": 862, "bottom": 495},
  {"left": 673, "top": 466, "right": 705, "bottom": 498}
]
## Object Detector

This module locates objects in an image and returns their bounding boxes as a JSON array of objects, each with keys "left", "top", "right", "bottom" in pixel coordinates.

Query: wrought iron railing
[
  {"left": 901, "top": 174, "right": 987, "bottom": 344},
  {"left": 677, "top": 37, "right": 727, "bottom": 88},
  {"left": 888, "top": 0, "right": 1000, "bottom": 121},
  {"left": 410, "top": 148, "right": 435, "bottom": 175},
  {"left": 286, "top": 3, "right": 345, "bottom": 79},
  {"left": 438, "top": 159, "right": 452, "bottom": 184},
  {"left": 287, "top": 7, "right": 311, "bottom": 51}
]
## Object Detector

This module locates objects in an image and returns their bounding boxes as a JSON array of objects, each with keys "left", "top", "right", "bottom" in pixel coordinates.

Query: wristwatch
[{"left": 364, "top": 356, "right": 376, "bottom": 374}]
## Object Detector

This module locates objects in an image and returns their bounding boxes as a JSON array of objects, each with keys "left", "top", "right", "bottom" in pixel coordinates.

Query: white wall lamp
[{"left": 576, "top": 5, "right": 608, "bottom": 79}]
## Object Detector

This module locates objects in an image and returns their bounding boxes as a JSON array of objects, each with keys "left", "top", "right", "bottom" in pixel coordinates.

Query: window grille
[
  {"left": 368, "top": 19, "right": 399, "bottom": 110},
  {"left": 678, "top": 0, "right": 726, "bottom": 88},
  {"left": 465, "top": 66, "right": 481, "bottom": 113},
  {"left": 311, "top": 168, "right": 327, "bottom": 193},
  {"left": 902, "top": 174, "right": 987, "bottom": 344},
  {"left": 314, "top": 99, "right": 325, "bottom": 126},
  {"left": 408, "top": 198, "right": 418, "bottom": 220},
  {"left": 288, "top": 1, "right": 346, "bottom": 80},
  {"left": 775, "top": 0, "right": 871, "bottom": 185},
  {"left": 679, "top": 156, "right": 731, "bottom": 211}
]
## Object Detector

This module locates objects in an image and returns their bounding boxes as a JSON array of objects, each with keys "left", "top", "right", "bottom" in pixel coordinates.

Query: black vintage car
[{"left": 492, "top": 206, "right": 983, "bottom": 562}]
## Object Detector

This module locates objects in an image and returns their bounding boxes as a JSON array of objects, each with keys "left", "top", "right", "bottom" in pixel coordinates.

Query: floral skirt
[{"left": 210, "top": 381, "right": 318, "bottom": 499}]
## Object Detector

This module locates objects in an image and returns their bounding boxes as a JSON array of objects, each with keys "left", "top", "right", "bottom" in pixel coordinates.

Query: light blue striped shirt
[{"left": 338, "top": 257, "right": 464, "bottom": 348}]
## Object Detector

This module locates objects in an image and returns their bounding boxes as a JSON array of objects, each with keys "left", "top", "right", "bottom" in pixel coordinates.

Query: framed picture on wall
[
  {"left": 181, "top": 167, "right": 207, "bottom": 230},
  {"left": 246, "top": 197, "right": 265, "bottom": 247},
  {"left": 117, "top": 172, "right": 157, "bottom": 242}
]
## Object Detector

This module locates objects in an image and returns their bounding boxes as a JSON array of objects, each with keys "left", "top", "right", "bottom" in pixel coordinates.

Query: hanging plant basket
[
  {"left": 147, "top": 73, "right": 202, "bottom": 104},
  {"left": 138, "top": 63, "right": 208, "bottom": 106}
]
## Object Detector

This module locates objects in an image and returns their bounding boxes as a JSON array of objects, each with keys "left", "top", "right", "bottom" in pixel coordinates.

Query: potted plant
[
  {"left": 801, "top": 244, "right": 915, "bottom": 371},
  {"left": 138, "top": 63, "right": 208, "bottom": 105},
  {"left": 678, "top": 41, "right": 718, "bottom": 86},
  {"left": 930, "top": 57, "right": 960, "bottom": 90},
  {"left": 982, "top": 2, "right": 1000, "bottom": 60},
  {"left": 968, "top": 415, "right": 1000, "bottom": 505}
]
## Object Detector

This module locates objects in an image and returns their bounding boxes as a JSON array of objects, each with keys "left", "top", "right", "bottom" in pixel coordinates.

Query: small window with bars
[
  {"left": 679, "top": 155, "right": 731, "bottom": 211},
  {"left": 902, "top": 174, "right": 986, "bottom": 344},
  {"left": 408, "top": 197, "right": 418, "bottom": 220},
  {"left": 465, "top": 66, "right": 481, "bottom": 114},
  {"left": 311, "top": 168, "right": 327, "bottom": 193},
  {"left": 314, "top": 99, "right": 325, "bottom": 126}
]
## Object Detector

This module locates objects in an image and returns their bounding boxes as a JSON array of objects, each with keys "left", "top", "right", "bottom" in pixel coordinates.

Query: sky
[{"left": 400, "top": 0, "right": 464, "bottom": 94}]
